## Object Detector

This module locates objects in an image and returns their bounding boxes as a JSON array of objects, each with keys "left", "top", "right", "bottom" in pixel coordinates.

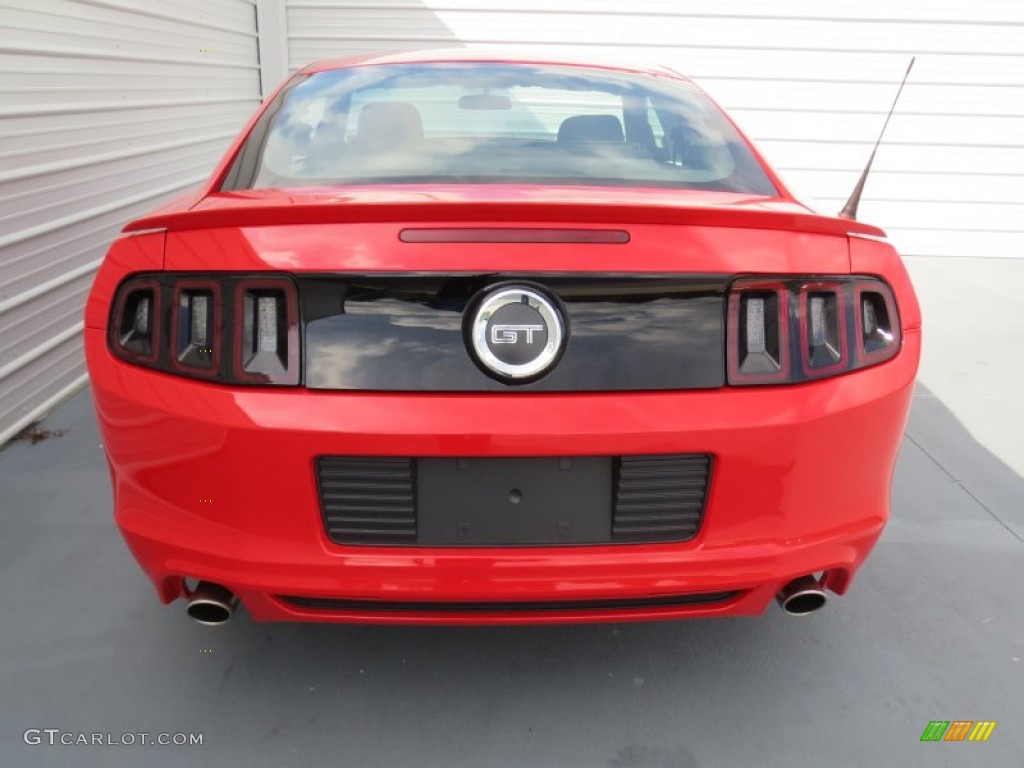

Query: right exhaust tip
[
  {"left": 185, "top": 581, "right": 238, "bottom": 626},
  {"left": 776, "top": 575, "right": 828, "bottom": 616}
]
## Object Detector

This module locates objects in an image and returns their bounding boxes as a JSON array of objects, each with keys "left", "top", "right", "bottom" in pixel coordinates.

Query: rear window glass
[{"left": 223, "top": 63, "right": 776, "bottom": 195}]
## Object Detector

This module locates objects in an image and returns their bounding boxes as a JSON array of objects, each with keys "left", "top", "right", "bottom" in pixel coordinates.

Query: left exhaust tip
[
  {"left": 776, "top": 575, "right": 828, "bottom": 616},
  {"left": 185, "top": 581, "right": 238, "bottom": 626}
]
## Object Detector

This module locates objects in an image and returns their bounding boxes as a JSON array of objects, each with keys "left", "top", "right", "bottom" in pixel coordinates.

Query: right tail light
[{"left": 728, "top": 276, "right": 900, "bottom": 386}]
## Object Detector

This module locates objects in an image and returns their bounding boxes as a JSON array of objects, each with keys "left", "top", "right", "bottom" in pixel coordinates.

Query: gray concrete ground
[{"left": 1, "top": 256, "right": 1021, "bottom": 768}]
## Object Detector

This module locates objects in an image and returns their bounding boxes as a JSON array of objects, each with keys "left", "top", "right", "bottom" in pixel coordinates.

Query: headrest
[
  {"left": 355, "top": 102, "right": 424, "bottom": 149},
  {"left": 557, "top": 114, "right": 625, "bottom": 143}
]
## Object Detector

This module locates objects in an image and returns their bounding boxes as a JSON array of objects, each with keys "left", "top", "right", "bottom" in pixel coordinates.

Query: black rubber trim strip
[{"left": 279, "top": 591, "right": 741, "bottom": 613}]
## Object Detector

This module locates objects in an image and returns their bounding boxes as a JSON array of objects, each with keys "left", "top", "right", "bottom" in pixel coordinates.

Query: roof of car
[{"left": 299, "top": 48, "right": 692, "bottom": 83}]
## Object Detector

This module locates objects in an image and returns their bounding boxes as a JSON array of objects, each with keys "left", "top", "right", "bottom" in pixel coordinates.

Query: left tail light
[
  {"left": 111, "top": 278, "right": 160, "bottom": 362},
  {"left": 108, "top": 274, "right": 300, "bottom": 386},
  {"left": 234, "top": 279, "right": 299, "bottom": 385},
  {"left": 171, "top": 281, "right": 219, "bottom": 374}
]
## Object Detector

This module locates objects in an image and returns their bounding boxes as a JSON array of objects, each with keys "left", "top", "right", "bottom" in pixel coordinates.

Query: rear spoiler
[{"left": 125, "top": 198, "right": 886, "bottom": 240}]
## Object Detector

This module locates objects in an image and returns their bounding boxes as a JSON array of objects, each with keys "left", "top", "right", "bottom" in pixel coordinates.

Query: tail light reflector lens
[
  {"left": 236, "top": 280, "right": 299, "bottom": 385},
  {"left": 799, "top": 283, "right": 847, "bottom": 377},
  {"left": 111, "top": 280, "right": 159, "bottom": 362},
  {"left": 172, "top": 282, "right": 219, "bottom": 372},
  {"left": 855, "top": 283, "right": 899, "bottom": 365},
  {"left": 727, "top": 283, "right": 789, "bottom": 384}
]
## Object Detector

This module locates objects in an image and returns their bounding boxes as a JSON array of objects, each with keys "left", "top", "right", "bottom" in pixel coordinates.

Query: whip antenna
[{"left": 839, "top": 56, "right": 915, "bottom": 220}]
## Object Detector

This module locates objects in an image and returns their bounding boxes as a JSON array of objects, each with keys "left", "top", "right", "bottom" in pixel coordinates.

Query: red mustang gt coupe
[{"left": 85, "top": 51, "right": 920, "bottom": 626}]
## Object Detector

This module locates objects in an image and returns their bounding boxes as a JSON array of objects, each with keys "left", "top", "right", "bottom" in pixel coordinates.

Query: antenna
[{"left": 839, "top": 57, "right": 915, "bottom": 220}]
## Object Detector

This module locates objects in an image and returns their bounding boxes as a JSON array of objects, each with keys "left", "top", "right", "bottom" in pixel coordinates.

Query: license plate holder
[{"left": 416, "top": 457, "right": 612, "bottom": 545}]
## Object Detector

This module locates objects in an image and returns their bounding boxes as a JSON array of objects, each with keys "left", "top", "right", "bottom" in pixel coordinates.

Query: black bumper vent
[
  {"left": 316, "top": 457, "right": 416, "bottom": 544},
  {"left": 612, "top": 454, "right": 712, "bottom": 542}
]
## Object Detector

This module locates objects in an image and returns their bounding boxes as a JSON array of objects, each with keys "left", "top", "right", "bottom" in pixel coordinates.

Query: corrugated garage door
[
  {"left": 0, "top": 0, "right": 262, "bottom": 444},
  {"left": 284, "top": 0, "right": 1024, "bottom": 260}
]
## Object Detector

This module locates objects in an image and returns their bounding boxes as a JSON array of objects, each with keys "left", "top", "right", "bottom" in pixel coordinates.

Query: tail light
[
  {"left": 799, "top": 282, "right": 847, "bottom": 378},
  {"left": 728, "top": 276, "right": 900, "bottom": 386},
  {"left": 855, "top": 283, "right": 900, "bottom": 365},
  {"left": 727, "top": 282, "right": 790, "bottom": 384},
  {"left": 171, "top": 281, "right": 219, "bottom": 374},
  {"left": 235, "top": 279, "right": 299, "bottom": 385},
  {"left": 110, "top": 279, "right": 160, "bottom": 363},
  {"left": 109, "top": 274, "right": 299, "bottom": 386}
]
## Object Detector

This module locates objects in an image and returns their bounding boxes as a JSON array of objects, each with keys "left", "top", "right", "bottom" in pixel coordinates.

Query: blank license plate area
[{"left": 417, "top": 457, "right": 612, "bottom": 545}]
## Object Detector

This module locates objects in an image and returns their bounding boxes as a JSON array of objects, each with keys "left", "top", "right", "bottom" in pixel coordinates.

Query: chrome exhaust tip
[
  {"left": 185, "top": 581, "right": 238, "bottom": 626},
  {"left": 776, "top": 575, "right": 828, "bottom": 616}
]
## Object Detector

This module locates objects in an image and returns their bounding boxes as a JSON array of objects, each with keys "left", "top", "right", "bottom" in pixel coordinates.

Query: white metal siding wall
[
  {"left": 284, "top": 0, "right": 1024, "bottom": 259},
  {"left": 0, "top": 0, "right": 262, "bottom": 444}
]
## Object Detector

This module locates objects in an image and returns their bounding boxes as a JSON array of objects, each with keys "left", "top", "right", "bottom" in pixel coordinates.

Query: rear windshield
[{"left": 222, "top": 62, "right": 777, "bottom": 195}]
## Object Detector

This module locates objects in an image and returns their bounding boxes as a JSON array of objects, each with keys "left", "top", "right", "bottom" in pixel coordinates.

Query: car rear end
[{"left": 85, "top": 55, "right": 920, "bottom": 625}]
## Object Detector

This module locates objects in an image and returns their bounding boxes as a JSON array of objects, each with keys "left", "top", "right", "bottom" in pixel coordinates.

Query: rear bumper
[{"left": 86, "top": 327, "right": 919, "bottom": 624}]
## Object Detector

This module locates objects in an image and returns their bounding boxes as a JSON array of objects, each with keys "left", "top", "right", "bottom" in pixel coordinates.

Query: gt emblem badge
[
  {"left": 468, "top": 285, "right": 566, "bottom": 381},
  {"left": 491, "top": 324, "right": 544, "bottom": 344}
]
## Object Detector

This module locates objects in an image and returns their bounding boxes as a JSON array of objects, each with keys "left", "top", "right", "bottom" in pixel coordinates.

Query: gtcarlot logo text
[{"left": 24, "top": 729, "right": 203, "bottom": 747}]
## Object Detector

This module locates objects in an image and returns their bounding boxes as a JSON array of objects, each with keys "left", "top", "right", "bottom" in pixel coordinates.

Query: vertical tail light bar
[
  {"left": 728, "top": 276, "right": 900, "bottom": 386},
  {"left": 171, "top": 281, "right": 220, "bottom": 373},
  {"left": 110, "top": 278, "right": 160, "bottom": 363},
  {"left": 234, "top": 278, "right": 300, "bottom": 385},
  {"left": 854, "top": 282, "right": 900, "bottom": 366},
  {"left": 799, "top": 282, "right": 847, "bottom": 378},
  {"left": 727, "top": 281, "right": 790, "bottom": 384}
]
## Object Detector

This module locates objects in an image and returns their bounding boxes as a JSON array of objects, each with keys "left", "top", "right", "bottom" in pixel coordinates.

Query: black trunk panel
[{"left": 300, "top": 275, "right": 726, "bottom": 391}]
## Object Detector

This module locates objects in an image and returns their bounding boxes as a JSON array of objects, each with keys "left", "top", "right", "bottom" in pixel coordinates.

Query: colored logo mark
[{"left": 920, "top": 721, "right": 996, "bottom": 742}]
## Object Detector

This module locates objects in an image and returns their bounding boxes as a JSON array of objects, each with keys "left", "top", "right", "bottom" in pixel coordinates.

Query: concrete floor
[{"left": 1, "top": 256, "right": 1021, "bottom": 767}]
